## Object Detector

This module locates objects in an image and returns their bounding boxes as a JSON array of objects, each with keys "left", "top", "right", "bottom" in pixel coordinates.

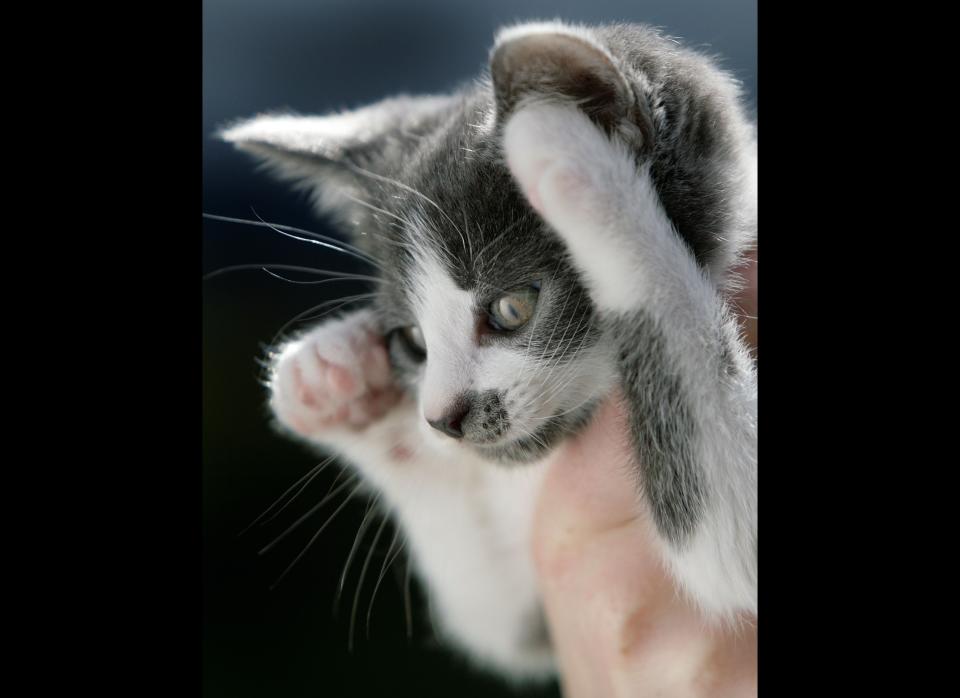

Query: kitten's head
[{"left": 221, "top": 21, "right": 753, "bottom": 462}]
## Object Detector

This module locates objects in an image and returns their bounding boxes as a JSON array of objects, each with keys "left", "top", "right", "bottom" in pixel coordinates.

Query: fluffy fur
[{"left": 221, "top": 20, "right": 757, "bottom": 681}]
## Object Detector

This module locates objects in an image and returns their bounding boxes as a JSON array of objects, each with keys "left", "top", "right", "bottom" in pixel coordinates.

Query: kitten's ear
[
  {"left": 219, "top": 95, "right": 455, "bottom": 226},
  {"left": 490, "top": 22, "right": 653, "bottom": 150}
]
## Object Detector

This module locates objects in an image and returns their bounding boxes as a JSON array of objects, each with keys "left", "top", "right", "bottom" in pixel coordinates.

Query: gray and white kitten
[{"left": 221, "top": 21, "right": 757, "bottom": 681}]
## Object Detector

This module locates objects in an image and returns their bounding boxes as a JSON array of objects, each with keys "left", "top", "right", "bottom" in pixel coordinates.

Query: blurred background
[{"left": 202, "top": 1, "right": 756, "bottom": 696}]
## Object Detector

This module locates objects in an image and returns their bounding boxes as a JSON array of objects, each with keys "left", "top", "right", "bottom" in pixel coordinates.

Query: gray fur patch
[
  {"left": 613, "top": 310, "right": 704, "bottom": 547},
  {"left": 461, "top": 389, "right": 509, "bottom": 443}
]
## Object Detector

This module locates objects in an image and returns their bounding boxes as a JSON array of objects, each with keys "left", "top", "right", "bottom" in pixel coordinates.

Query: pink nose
[{"left": 428, "top": 403, "right": 469, "bottom": 439}]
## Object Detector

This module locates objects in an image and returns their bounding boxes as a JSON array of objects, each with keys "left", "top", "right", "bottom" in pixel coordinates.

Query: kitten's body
[{"left": 222, "top": 21, "right": 756, "bottom": 681}]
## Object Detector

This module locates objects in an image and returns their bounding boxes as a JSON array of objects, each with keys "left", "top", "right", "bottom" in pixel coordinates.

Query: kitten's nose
[{"left": 428, "top": 403, "right": 469, "bottom": 439}]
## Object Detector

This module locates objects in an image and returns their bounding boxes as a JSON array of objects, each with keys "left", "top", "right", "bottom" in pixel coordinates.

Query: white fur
[
  {"left": 408, "top": 253, "right": 477, "bottom": 425},
  {"left": 504, "top": 102, "right": 757, "bottom": 619},
  {"left": 325, "top": 405, "right": 554, "bottom": 678}
]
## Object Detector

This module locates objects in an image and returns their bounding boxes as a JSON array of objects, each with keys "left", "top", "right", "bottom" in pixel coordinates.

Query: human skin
[{"left": 534, "top": 251, "right": 758, "bottom": 697}]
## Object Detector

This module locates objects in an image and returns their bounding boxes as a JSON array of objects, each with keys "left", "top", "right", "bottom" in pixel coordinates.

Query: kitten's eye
[
  {"left": 393, "top": 325, "right": 426, "bottom": 362},
  {"left": 489, "top": 285, "right": 540, "bottom": 331}
]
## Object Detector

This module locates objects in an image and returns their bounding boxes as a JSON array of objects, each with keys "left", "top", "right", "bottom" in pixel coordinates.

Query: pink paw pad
[
  {"left": 270, "top": 313, "right": 403, "bottom": 437},
  {"left": 326, "top": 364, "right": 359, "bottom": 397}
]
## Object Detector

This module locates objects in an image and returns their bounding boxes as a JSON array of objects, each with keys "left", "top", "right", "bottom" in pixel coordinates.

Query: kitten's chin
[{"left": 474, "top": 436, "right": 553, "bottom": 464}]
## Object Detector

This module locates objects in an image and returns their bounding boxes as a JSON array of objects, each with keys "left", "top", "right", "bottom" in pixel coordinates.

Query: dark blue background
[{"left": 202, "top": 2, "right": 756, "bottom": 696}]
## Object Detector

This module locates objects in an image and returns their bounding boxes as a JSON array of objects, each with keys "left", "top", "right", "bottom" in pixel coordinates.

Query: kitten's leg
[
  {"left": 268, "top": 307, "right": 555, "bottom": 678},
  {"left": 504, "top": 103, "right": 757, "bottom": 619}
]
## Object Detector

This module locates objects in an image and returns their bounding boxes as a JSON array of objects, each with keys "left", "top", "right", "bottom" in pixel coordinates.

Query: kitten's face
[
  {"left": 369, "top": 128, "right": 614, "bottom": 462},
  {"left": 220, "top": 25, "right": 687, "bottom": 463}
]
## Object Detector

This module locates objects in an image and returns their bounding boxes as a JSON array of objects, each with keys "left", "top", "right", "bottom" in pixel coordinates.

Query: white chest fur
[{"left": 335, "top": 403, "right": 555, "bottom": 679}]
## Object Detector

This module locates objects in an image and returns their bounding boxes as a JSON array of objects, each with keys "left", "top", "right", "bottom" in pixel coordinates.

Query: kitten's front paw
[
  {"left": 503, "top": 103, "right": 635, "bottom": 230},
  {"left": 269, "top": 310, "right": 402, "bottom": 439},
  {"left": 504, "top": 102, "right": 659, "bottom": 312}
]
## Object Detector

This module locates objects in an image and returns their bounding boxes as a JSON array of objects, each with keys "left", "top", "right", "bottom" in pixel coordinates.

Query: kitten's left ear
[
  {"left": 218, "top": 95, "right": 456, "bottom": 228},
  {"left": 490, "top": 22, "right": 654, "bottom": 151}
]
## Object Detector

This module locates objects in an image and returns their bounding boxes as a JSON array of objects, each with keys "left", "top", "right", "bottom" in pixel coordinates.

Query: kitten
[{"left": 220, "top": 20, "right": 757, "bottom": 681}]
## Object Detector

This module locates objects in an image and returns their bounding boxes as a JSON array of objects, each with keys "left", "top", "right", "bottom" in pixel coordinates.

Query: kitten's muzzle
[{"left": 427, "top": 391, "right": 508, "bottom": 443}]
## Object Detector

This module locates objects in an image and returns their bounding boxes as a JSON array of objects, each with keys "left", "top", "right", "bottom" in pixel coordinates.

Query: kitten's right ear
[
  {"left": 490, "top": 22, "right": 653, "bottom": 151},
  {"left": 218, "top": 95, "right": 456, "bottom": 226}
]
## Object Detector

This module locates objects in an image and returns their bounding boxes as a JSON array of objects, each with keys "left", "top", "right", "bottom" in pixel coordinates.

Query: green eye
[{"left": 489, "top": 285, "right": 540, "bottom": 331}]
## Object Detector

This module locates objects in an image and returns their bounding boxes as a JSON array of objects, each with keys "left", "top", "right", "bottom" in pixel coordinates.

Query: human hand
[{"left": 533, "top": 252, "right": 758, "bottom": 697}]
